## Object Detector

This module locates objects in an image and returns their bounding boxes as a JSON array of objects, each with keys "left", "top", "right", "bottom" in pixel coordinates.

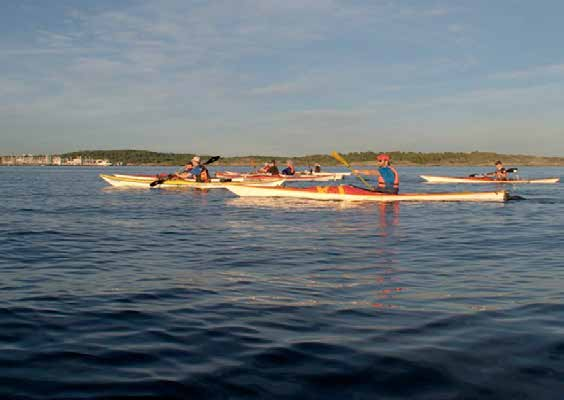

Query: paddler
[
  {"left": 176, "top": 156, "right": 210, "bottom": 182},
  {"left": 490, "top": 160, "right": 508, "bottom": 181},
  {"left": 281, "top": 160, "right": 295, "bottom": 175},
  {"left": 374, "top": 153, "right": 399, "bottom": 194},
  {"left": 257, "top": 162, "right": 270, "bottom": 173},
  {"left": 314, "top": 163, "right": 321, "bottom": 173},
  {"left": 266, "top": 159, "right": 280, "bottom": 175}
]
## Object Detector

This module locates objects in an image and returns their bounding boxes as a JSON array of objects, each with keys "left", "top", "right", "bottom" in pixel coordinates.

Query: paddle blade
[
  {"left": 506, "top": 168, "right": 518, "bottom": 173},
  {"left": 149, "top": 174, "right": 174, "bottom": 187},
  {"left": 204, "top": 156, "right": 221, "bottom": 165},
  {"left": 149, "top": 179, "right": 165, "bottom": 187}
]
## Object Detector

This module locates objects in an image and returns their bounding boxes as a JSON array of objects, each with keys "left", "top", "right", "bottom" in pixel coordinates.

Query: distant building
[
  {"left": 65, "top": 156, "right": 83, "bottom": 166},
  {"left": 0, "top": 153, "right": 117, "bottom": 166},
  {"left": 94, "top": 159, "right": 112, "bottom": 166}
]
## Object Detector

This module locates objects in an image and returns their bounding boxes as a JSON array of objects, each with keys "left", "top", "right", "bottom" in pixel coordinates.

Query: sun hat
[{"left": 376, "top": 153, "right": 390, "bottom": 161}]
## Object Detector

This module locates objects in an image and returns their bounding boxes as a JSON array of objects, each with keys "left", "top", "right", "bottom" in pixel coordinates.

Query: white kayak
[
  {"left": 100, "top": 174, "right": 286, "bottom": 189},
  {"left": 216, "top": 171, "right": 350, "bottom": 182},
  {"left": 421, "top": 175, "right": 560, "bottom": 184},
  {"left": 224, "top": 184, "right": 509, "bottom": 202}
]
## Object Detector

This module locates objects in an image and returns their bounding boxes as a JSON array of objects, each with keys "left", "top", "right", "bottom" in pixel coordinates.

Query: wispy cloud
[{"left": 1, "top": 1, "right": 564, "bottom": 155}]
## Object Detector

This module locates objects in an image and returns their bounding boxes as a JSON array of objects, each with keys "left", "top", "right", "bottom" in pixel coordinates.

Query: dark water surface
[{"left": 1, "top": 166, "right": 563, "bottom": 399}]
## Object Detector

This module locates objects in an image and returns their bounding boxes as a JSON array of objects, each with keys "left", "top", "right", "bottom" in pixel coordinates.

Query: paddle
[
  {"left": 330, "top": 151, "right": 376, "bottom": 191},
  {"left": 150, "top": 156, "right": 221, "bottom": 187},
  {"left": 469, "top": 168, "right": 518, "bottom": 178}
]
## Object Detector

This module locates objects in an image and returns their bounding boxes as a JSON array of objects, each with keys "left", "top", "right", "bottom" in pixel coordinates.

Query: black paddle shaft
[{"left": 469, "top": 167, "right": 518, "bottom": 178}]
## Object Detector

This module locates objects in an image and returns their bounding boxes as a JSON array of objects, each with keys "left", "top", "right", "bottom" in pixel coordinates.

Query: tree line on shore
[{"left": 60, "top": 150, "right": 564, "bottom": 166}]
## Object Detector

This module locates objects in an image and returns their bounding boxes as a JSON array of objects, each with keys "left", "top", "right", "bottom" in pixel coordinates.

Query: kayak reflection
[
  {"left": 378, "top": 202, "right": 400, "bottom": 233},
  {"left": 225, "top": 196, "right": 368, "bottom": 210}
]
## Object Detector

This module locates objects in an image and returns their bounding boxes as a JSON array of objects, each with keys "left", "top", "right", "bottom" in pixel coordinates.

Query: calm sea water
[{"left": 1, "top": 165, "right": 563, "bottom": 399}]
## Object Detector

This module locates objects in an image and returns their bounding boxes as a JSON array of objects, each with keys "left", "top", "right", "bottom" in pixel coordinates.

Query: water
[{"left": 1, "top": 166, "right": 563, "bottom": 399}]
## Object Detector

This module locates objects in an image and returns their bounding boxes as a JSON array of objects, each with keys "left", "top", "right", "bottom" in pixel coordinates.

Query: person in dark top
[
  {"left": 266, "top": 159, "right": 279, "bottom": 175},
  {"left": 314, "top": 163, "right": 321, "bottom": 173}
]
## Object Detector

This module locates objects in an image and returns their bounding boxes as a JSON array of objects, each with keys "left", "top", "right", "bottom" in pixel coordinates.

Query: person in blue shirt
[
  {"left": 176, "top": 156, "right": 210, "bottom": 182},
  {"left": 281, "top": 160, "right": 295, "bottom": 175},
  {"left": 373, "top": 154, "right": 399, "bottom": 194}
]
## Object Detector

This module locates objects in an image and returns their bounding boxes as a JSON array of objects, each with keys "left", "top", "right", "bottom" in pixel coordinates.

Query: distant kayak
[
  {"left": 100, "top": 174, "right": 285, "bottom": 189},
  {"left": 421, "top": 175, "right": 560, "bottom": 184},
  {"left": 111, "top": 173, "right": 278, "bottom": 183},
  {"left": 224, "top": 184, "right": 509, "bottom": 202},
  {"left": 216, "top": 171, "right": 350, "bottom": 182}
]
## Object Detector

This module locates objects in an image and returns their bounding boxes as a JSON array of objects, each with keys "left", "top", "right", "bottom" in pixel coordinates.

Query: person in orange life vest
[
  {"left": 281, "top": 160, "right": 295, "bottom": 175},
  {"left": 176, "top": 156, "right": 210, "bottom": 182},
  {"left": 374, "top": 154, "right": 399, "bottom": 194}
]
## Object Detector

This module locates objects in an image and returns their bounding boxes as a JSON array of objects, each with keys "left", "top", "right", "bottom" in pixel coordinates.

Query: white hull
[
  {"left": 224, "top": 185, "right": 508, "bottom": 202},
  {"left": 112, "top": 174, "right": 252, "bottom": 183},
  {"left": 100, "top": 174, "right": 285, "bottom": 188},
  {"left": 421, "top": 175, "right": 560, "bottom": 184}
]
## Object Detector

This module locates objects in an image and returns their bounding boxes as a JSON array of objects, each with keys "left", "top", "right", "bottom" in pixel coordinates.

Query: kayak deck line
[
  {"left": 420, "top": 175, "right": 560, "bottom": 184},
  {"left": 99, "top": 174, "right": 286, "bottom": 189},
  {"left": 223, "top": 184, "right": 510, "bottom": 202}
]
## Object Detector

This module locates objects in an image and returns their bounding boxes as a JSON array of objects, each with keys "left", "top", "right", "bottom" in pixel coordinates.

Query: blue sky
[{"left": 1, "top": 0, "right": 564, "bottom": 156}]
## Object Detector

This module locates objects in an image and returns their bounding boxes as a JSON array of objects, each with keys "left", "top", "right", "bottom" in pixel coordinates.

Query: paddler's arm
[{"left": 353, "top": 169, "right": 381, "bottom": 177}]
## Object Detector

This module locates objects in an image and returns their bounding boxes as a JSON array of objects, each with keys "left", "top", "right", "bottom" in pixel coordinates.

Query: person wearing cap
[
  {"left": 281, "top": 160, "right": 295, "bottom": 176},
  {"left": 314, "top": 163, "right": 321, "bottom": 173},
  {"left": 176, "top": 156, "right": 210, "bottom": 182},
  {"left": 374, "top": 154, "right": 399, "bottom": 194}
]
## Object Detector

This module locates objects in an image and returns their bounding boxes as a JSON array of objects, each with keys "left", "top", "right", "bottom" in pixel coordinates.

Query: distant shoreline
[{"left": 2, "top": 150, "right": 564, "bottom": 167}]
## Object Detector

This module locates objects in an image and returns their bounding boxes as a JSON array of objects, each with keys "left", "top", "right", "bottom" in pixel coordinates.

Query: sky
[{"left": 1, "top": 0, "right": 564, "bottom": 156}]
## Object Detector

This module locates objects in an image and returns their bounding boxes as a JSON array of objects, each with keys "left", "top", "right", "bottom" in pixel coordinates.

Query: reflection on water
[
  {"left": 226, "top": 196, "right": 369, "bottom": 210},
  {"left": 1, "top": 166, "right": 563, "bottom": 399},
  {"left": 372, "top": 202, "right": 403, "bottom": 308},
  {"left": 377, "top": 202, "right": 400, "bottom": 232}
]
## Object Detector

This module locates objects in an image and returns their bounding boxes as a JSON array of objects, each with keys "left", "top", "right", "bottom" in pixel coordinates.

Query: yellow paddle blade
[{"left": 331, "top": 151, "right": 350, "bottom": 168}]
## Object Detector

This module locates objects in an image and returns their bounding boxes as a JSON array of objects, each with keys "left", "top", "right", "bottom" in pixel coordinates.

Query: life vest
[
  {"left": 495, "top": 168, "right": 508, "bottom": 181},
  {"left": 281, "top": 166, "right": 295, "bottom": 175},
  {"left": 377, "top": 166, "right": 399, "bottom": 192}
]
